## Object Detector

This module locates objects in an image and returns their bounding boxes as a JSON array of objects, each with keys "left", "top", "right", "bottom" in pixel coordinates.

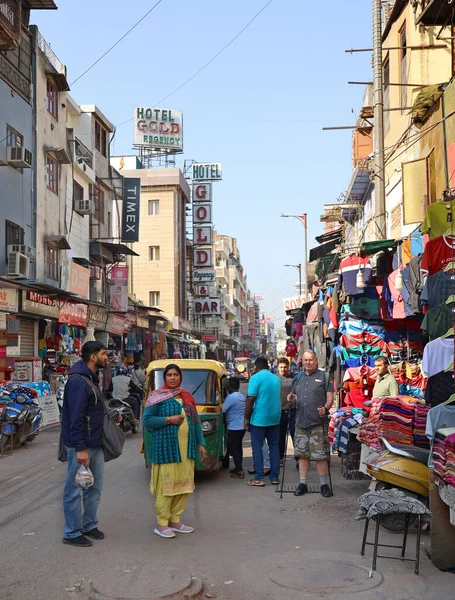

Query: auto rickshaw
[{"left": 143, "top": 359, "right": 229, "bottom": 472}]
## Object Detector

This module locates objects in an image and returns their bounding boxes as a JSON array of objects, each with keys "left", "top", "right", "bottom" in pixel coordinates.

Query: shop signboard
[
  {"left": 193, "top": 248, "right": 212, "bottom": 268},
  {"left": 63, "top": 262, "right": 90, "bottom": 298},
  {"left": 202, "top": 335, "right": 215, "bottom": 342},
  {"left": 193, "top": 299, "right": 221, "bottom": 315},
  {"left": 110, "top": 266, "right": 129, "bottom": 312},
  {"left": 87, "top": 305, "right": 109, "bottom": 330},
  {"left": 121, "top": 178, "right": 141, "bottom": 243},
  {"left": 134, "top": 107, "right": 183, "bottom": 151},
  {"left": 137, "top": 315, "right": 149, "bottom": 329},
  {"left": 107, "top": 314, "right": 126, "bottom": 336},
  {"left": 283, "top": 296, "right": 304, "bottom": 311},
  {"left": 193, "top": 225, "right": 212, "bottom": 246},
  {"left": 193, "top": 183, "right": 212, "bottom": 203},
  {"left": 193, "top": 269, "right": 216, "bottom": 283},
  {"left": 35, "top": 394, "right": 60, "bottom": 427},
  {"left": 192, "top": 163, "right": 222, "bottom": 181},
  {"left": 59, "top": 301, "right": 88, "bottom": 327},
  {"left": 0, "top": 288, "right": 18, "bottom": 312},
  {"left": 125, "top": 312, "right": 137, "bottom": 331},
  {"left": 22, "top": 291, "right": 59, "bottom": 318}
]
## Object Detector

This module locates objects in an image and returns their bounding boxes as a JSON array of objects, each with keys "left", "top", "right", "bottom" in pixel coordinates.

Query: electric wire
[
  {"left": 116, "top": 0, "right": 274, "bottom": 128},
  {"left": 0, "top": 0, "right": 166, "bottom": 146}
]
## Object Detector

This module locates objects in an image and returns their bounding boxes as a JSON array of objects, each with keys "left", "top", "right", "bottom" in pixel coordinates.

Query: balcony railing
[
  {"left": 0, "top": 0, "right": 20, "bottom": 50},
  {"left": 37, "top": 30, "right": 65, "bottom": 75},
  {"left": 75, "top": 137, "right": 93, "bottom": 169}
]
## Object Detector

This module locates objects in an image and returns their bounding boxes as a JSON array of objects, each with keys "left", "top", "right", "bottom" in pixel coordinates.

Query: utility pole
[
  {"left": 373, "top": 0, "right": 386, "bottom": 239},
  {"left": 284, "top": 264, "right": 302, "bottom": 296},
  {"left": 281, "top": 214, "right": 308, "bottom": 300}
]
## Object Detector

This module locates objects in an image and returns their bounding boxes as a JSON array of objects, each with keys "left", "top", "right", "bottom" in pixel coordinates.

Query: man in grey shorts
[{"left": 290, "top": 351, "right": 334, "bottom": 498}]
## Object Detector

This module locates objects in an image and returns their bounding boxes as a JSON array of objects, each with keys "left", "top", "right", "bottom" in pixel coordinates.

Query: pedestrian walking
[
  {"left": 244, "top": 356, "right": 281, "bottom": 487},
  {"left": 142, "top": 364, "right": 206, "bottom": 539},
  {"left": 222, "top": 377, "right": 246, "bottom": 478},
  {"left": 291, "top": 351, "right": 334, "bottom": 498},
  {"left": 61, "top": 341, "right": 109, "bottom": 547},
  {"left": 277, "top": 357, "right": 296, "bottom": 466}
]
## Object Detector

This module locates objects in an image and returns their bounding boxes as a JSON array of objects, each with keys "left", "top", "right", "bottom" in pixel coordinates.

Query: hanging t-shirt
[
  {"left": 337, "top": 254, "right": 372, "bottom": 295},
  {"left": 421, "top": 235, "right": 455, "bottom": 276},
  {"left": 426, "top": 404, "right": 455, "bottom": 467},
  {"left": 421, "top": 303, "right": 454, "bottom": 340},
  {"left": 387, "top": 270, "right": 406, "bottom": 320},
  {"left": 421, "top": 270, "right": 455, "bottom": 309},
  {"left": 422, "top": 338, "right": 455, "bottom": 377},
  {"left": 422, "top": 201, "right": 455, "bottom": 240},
  {"left": 425, "top": 370, "right": 455, "bottom": 407}
]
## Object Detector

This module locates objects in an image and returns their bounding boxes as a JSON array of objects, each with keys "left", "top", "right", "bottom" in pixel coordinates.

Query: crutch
[
  {"left": 279, "top": 406, "right": 292, "bottom": 499},
  {"left": 321, "top": 414, "right": 333, "bottom": 496}
]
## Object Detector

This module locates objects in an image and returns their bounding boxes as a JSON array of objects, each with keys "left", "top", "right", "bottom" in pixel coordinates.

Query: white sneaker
[
  {"left": 153, "top": 527, "right": 175, "bottom": 538},
  {"left": 169, "top": 522, "right": 194, "bottom": 534}
]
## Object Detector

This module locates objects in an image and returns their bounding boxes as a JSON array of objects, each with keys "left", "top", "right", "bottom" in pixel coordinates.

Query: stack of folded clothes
[
  {"left": 432, "top": 429, "right": 448, "bottom": 483},
  {"left": 413, "top": 403, "right": 430, "bottom": 448},
  {"left": 377, "top": 397, "right": 416, "bottom": 446},
  {"left": 359, "top": 397, "right": 382, "bottom": 450},
  {"left": 442, "top": 430, "right": 455, "bottom": 487}
]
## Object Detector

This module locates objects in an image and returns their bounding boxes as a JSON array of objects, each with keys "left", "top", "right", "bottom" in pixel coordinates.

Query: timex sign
[{"left": 121, "top": 178, "right": 141, "bottom": 242}]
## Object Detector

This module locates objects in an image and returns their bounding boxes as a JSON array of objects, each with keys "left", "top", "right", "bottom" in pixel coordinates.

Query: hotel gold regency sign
[{"left": 134, "top": 107, "right": 183, "bottom": 151}]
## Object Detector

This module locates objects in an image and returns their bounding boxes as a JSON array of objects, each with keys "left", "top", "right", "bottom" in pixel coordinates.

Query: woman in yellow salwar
[{"left": 143, "top": 364, "right": 206, "bottom": 539}]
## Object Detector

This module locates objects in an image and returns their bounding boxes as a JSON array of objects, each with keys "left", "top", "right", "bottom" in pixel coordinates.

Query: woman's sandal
[
  {"left": 246, "top": 479, "right": 265, "bottom": 487},
  {"left": 230, "top": 471, "right": 245, "bottom": 479}
]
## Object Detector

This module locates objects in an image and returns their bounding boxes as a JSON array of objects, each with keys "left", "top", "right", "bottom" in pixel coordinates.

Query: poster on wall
[{"left": 110, "top": 266, "right": 129, "bottom": 312}]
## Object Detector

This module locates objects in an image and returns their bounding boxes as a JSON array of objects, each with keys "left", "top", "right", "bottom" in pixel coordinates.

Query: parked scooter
[
  {"left": 108, "top": 398, "right": 138, "bottom": 434},
  {"left": 0, "top": 392, "right": 43, "bottom": 450},
  {"left": 366, "top": 437, "right": 429, "bottom": 532}
]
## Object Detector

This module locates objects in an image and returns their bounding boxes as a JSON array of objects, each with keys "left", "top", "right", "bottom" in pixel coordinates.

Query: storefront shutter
[{"left": 19, "top": 318, "right": 36, "bottom": 356}]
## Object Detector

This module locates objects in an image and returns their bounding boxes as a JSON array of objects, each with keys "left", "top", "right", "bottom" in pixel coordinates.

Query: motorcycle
[
  {"left": 366, "top": 437, "right": 430, "bottom": 532},
  {"left": 108, "top": 397, "right": 139, "bottom": 434},
  {"left": 0, "top": 392, "right": 43, "bottom": 451}
]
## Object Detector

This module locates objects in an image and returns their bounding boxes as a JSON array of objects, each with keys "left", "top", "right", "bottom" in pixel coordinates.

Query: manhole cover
[
  {"left": 276, "top": 483, "right": 323, "bottom": 494},
  {"left": 269, "top": 550, "right": 383, "bottom": 594},
  {"left": 89, "top": 566, "right": 202, "bottom": 600}
]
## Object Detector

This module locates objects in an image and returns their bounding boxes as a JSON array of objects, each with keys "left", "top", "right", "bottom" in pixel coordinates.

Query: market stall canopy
[
  {"left": 310, "top": 229, "right": 343, "bottom": 262},
  {"left": 361, "top": 239, "right": 397, "bottom": 256},
  {"left": 315, "top": 253, "right": 341, "bottom": 280}
]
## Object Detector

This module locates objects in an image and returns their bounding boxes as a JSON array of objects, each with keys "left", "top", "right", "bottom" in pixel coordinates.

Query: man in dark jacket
[{"left": 62, "top": 341, "right": 108, "bottom": 547}]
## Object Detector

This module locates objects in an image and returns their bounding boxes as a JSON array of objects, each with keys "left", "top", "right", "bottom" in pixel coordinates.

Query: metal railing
[
  {"left": 75, "top": 137, "right": 93, "bottom": 169},
  {"left": 37, "top": 31, "right": 65, "bottom": 75}
]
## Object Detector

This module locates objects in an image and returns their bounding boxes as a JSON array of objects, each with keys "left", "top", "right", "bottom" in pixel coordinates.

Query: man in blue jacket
[{"left": 62, "top": 341, "right": 108, "bottom": 547}]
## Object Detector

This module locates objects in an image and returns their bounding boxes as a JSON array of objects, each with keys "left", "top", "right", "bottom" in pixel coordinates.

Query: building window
[
  {"left": 149, "top": 246, "right": 160, "bottom": 261},
  {"left": 46, "top": 244, "right": 59, "bottom": 281},
  {"left": 46, "top": 78, "right": 58, "bottom": 120},
  {"left": 5, "top": 220, "right": 24, "bottom": 260},
  {"left": 383, "top": 55, "right": 390, "bottom": 135},
  {"left": 399, "top": 22, "right": 407, "bottom": 110},
  {"left": 6, "top": 124, "right": 23, "bottom": 148},
  {"left": 90, "top": 184, "right": 105, "bottom": 224},
  {"left": 46, "top": 155, "right": 58, "bottom": 194},
  {"left": 95, "top": 120, "right": 108, "bottom": 157},
  {"left": 73, "top": 180, "right": 84, "bottom": 204},
  {"left": 149, "top": 291, "right": 160, "bottom": 306},
  {"left": 148, "top": 199, "right": 159, "bottom": 215}
]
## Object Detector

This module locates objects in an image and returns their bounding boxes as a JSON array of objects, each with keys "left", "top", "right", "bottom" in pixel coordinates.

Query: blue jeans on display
[
  {"left": 250, "top": 424, "right": 280, "bottom": 482},
  {"left": 63, "top": 446, "right": 105, "bottom": 539}
]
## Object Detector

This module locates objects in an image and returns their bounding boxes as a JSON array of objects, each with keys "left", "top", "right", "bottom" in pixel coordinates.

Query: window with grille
[
  {"left": 6, "top": 124, "right": 22, "bottom": 147},
  {"left": 148, "top": 199, "right": 159, "bottom": 215},
  {"left": 5, "top": 220, "right": 24, "bottom": 261},
  {"left": 46, "top": 79, "right": 58, "bottom": 119},
  {"left": 149, "top": 246, "right": 160, "bottom": 261},
  {"left": 95, "top": 120, "right": 108, "bottom": 157},
  {"left": 46, "top": 155, "right": 58, "bottom": 194},
  {"left": 46, "top": 244, "right": 59, "bottom": 281},
  {"left": 149, "top": 291, "right": 160, "bottom": 306}
]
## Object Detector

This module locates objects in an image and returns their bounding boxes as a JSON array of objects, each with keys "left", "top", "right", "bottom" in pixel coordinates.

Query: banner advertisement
[
  {"left": 134, "top": 107, "right": 183, "bottom": 151},
  {"left": 0, "top": 288, "right": 18, "bottom": 312},
  {"left": 110, "top": 266, "right": 129, "bottom": 312},
  {"left": 64, "top": 262, "right": 90, "bottom": 298},
  {"left": 121, "top": 178, "right": 141, "bottom": 242},
  {"left": 58, "top": 301, "right": 88, "bottom": 327},
  {"left": 107, "top": 314, "right": 126, "bottom": 335}
]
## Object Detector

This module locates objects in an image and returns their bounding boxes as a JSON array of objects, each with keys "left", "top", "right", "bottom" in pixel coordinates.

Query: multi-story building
[{"left": 112, "top": 164, "right": 190, "bottom": 327}]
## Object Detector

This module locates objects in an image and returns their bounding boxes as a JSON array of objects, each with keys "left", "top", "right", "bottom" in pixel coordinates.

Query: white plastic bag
[{"left": 75, "top": 464, "right": 94, "bottom": 489}]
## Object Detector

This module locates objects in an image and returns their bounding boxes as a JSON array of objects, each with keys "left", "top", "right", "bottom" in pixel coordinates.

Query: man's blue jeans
[
  {"left": 250, "top": 424, "right": 280, "bottom": 481},
  {"left": 63, "top": 446, "right": 104, "bottom": 539}
]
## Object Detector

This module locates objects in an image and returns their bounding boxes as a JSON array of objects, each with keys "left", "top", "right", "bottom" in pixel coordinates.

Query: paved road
[{"left": 1, "top": 405, "right": 454, "bottom": 599}]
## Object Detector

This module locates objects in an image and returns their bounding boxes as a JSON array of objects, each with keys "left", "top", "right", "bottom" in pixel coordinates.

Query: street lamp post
[
  {"left": 281, "top": 213, "right": 308, "bottom": 300},
  {"left": 284, "top": 264, "right": 302, "bottom": 296}
]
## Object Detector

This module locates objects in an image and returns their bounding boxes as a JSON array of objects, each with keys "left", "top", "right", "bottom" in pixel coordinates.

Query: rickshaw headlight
[{"left": 201, "top": 420, "right": 213, "bottom": 433}]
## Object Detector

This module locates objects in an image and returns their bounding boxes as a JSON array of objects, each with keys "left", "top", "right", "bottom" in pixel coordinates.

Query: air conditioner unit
[
  {"left": 7, "top": 146, "right": 32, "bottom": 168},
  {"left": 7, "top": 252, "right": 30, "bottom": 278},
  {"left": 75, "top": 199, "right": 95, "bottom": 215},
  {"left": 7, "top": 245, "right": 36, "bottom": 263}
]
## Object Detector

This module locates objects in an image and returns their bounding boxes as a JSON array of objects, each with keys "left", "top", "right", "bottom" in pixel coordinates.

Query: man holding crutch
[{"left": 290, "top": 351, "right": 334, "bottom": 498}]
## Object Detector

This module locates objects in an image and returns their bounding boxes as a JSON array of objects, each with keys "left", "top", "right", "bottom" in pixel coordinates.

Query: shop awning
[
  {"left": 44, "top": 234, "right": 71, "bottom": 249},
  {"left": 315, "top": 253, "right": 341, "bottom": 279},
  {"left": 72, "top": 257, "right": 91, "bottom": 268},
  {"left": 345, "top": 162, "right": 371, "bottom": 204},
  {"left": 45, "top": 146, "right": 71, "bottom": 163},
  {"left": 315, "top": 228, "right": 343, "bottom": 245},
  {"left": 100, "top": 242, "right": 139, "bottom": 257},
  {"left": 410, "top": 84, "right": 445, "bottom": 123},
  {"left": 24, "top": 0, "right": 57, "bottom": 8},
  {"left": 361, "top": 239, "right": 397, "bottom": 256}
]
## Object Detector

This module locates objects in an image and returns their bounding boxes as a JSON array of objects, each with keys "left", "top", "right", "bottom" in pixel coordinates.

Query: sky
[{"left": 32, "top": 0, "right": 372, "bottom": 328}]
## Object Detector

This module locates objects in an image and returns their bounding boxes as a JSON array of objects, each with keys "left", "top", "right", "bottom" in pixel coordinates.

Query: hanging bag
[{"left": 72, "top": 374, "right": 126, "bottom": 462}]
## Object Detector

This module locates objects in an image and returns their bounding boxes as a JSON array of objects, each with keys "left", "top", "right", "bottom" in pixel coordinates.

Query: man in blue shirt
[
  {"left": 222, "top": 377, "right": 246, "bottom": 478},
  {"left": 244, "top": 356, "right": 281, "bottom": 486}
]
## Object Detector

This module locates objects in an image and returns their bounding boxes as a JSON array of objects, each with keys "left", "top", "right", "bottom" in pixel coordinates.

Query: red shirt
[{"left": 421, "top": 235, "right": 455, "bottom": 276}]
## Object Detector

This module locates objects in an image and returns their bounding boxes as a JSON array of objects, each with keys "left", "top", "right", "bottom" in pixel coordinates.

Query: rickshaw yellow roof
[{"left": 146, "top": 359, "right": 227, "bottom": 377}]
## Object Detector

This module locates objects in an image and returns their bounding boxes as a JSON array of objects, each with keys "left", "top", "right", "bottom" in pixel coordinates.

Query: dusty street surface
[{"left": 1, "top": 418, "right": 454, "bottom": 599}]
